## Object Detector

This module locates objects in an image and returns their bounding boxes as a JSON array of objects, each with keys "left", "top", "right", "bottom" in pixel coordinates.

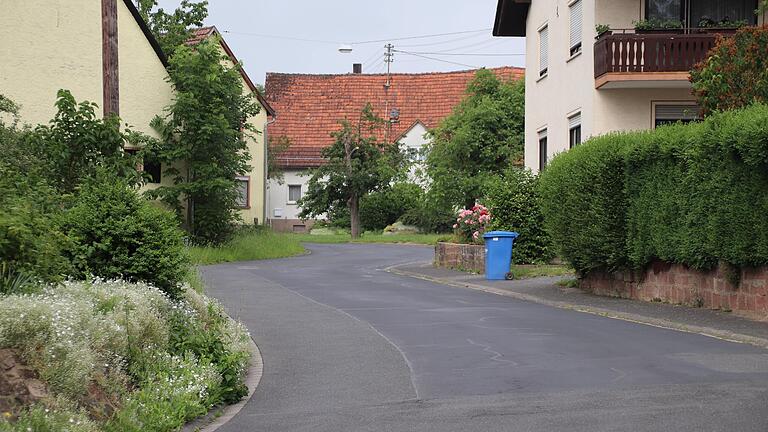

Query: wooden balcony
[{"left": 594, "top": 32, "right": 719, "bottom": 89}]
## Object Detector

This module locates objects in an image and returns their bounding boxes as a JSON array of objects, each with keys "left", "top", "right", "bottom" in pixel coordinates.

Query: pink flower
[
  {"left": 472, "top": 231, "right": 479, "bottom": 240},
  {"left": 452, "top": 224, "right": 458, "bottom": 229}
]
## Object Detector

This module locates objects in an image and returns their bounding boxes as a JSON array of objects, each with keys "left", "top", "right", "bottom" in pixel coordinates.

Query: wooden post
[{"left": 101, "top": 0, "right": 119, "bottom": 116}]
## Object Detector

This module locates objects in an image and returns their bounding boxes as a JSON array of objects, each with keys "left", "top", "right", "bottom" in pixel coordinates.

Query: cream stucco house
[
  {"left": 0, "top": 0, "right": 273, "bottom": 225},
  {"left": 493, "top": 0, "right": 766, "bottom": 173}
]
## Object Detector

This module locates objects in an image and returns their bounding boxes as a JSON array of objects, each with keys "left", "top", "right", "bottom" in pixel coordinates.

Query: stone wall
[
  {"left": 435, "top": 242, "right": 485, "bottom": 273},
  {"left": 581, "top": 261, "right": 768, "bottom": 320},
  {"left": 269, "top": 218, "right": 315, "bottom": 233}
]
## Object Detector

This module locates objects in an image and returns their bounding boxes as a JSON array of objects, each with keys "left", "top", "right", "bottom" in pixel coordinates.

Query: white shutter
[
  {"left": 568, "top": 112, "right": 582, "bottom": 129},
  {"left": 655, "top": 104, "right": 701, "bottom": 121},
  {"left": 569, "top": 0, "right": 583, "bottom": 52},
  {"left": 539, "top": 26, "right": 549, "bottom": 75},
  {"left": 538, "top": 128, "right": 548, "bottom": 139}
]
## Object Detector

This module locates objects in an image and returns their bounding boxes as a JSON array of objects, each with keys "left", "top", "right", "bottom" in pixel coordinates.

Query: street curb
[
  {"left": 182, "top": 337, "right": 264, "bottom": 432},
  {"left": 386, "top": 262, "right": 768, "bottom": 350}
]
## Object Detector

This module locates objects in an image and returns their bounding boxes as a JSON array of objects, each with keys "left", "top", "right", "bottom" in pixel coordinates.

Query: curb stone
[
  {"left": 386, "top": 262, "right": 768, "bottom": 350},
  {"left": 182, "top": 337, "right": 263, "bottom": 432}
]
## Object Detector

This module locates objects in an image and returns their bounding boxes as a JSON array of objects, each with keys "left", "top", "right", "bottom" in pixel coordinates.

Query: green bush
[
  {"left": 484, "top": 168, "right": 554, "bottom": 264},
  {"left": 538, "top": 133, "right": 634, "bottom": 274},
  {"left": 691, "top": 26, "right": 768, "bottom": 115},
  {"left": 539, "top": 104, "right": 768, "bottom": 275},
  {"left": 401, "top": 196, "right": 456, "bottom": 233},
  {"left": 60, "top": 179, "right": 189, "bottom": 297},
  {"left": 359, "top": 183, "right": 423, "bottom": 231}
]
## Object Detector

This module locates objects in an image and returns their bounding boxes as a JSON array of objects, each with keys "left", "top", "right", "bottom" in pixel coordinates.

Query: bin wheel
[{"left": 505, "top": 272, "right": 514, "bottom": 280}]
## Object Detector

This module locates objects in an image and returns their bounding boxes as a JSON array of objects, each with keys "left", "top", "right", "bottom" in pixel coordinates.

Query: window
[
  {"left": 538, "top": 25, "right": 549, "bottom": 77},
  {"left": 654, "top": 104, "right": 701, "bottom": 127},
  {"left": 235, "top": 177, "right": 249, "bottom": 208},
  {"left": 568, "top": 112, "right": 582, "bottom": 149},
  {"left": 538, "top": 129, "right": 548, "bottom": 172},
  {"left": 143, "top": 161, "right": 161, "bottom": 184},
  {"left": 569, "top": 0, "right": 583, "bottom": 56},
  {"left": 646, "top": 0, "right": 757, "bottom": 27},
  {"left": 288, "top": 184, "right": 302, "bottom": 204}
]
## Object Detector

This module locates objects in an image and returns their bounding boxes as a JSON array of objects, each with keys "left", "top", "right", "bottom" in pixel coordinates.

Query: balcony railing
[{"left": 594, "top": 32, "right": 720, "bottom": 79}]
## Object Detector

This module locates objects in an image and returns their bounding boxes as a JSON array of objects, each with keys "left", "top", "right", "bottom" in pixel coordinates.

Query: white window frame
[
  {"left": 287, "top": 184, "right": 302, "bottom": 205},
  {"left": 568, "top": 112, "right": 582, "bottom": 149},
  {"left": 537, "top": 128, "right": 548, "bottom": 172},
  {"left": 569, "top": 0, "right": 583, "bottom": 57},
  {"left": 538, "top": 24, "right": 549, "bottom": 78}
]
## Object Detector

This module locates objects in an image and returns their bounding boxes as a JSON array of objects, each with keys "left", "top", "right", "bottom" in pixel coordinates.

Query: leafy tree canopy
[
  {"left": 691, "top": 26, "right": 768, "bottom": 115},
  {"left": 146, "top": 38, "right": 259, "bottom": 244},
  {"left": 298, "top": 104, "right": 408, "bottom": 238},
  {"left": 424, "top": 69, "right": 525, "bottom": 209},
  {"left": 138, "top": 0, "right": 208, "bottom": 58}
]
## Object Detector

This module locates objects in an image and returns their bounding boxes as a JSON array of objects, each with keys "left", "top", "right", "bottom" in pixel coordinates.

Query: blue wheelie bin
[{"left": 483, "top": 231, "right": 519, "bottom": 280}]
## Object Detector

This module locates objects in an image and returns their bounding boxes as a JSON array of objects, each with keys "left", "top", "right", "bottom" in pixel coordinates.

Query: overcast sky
[{"left": 156, "top": 0, "right": 526, "bottom": 85}]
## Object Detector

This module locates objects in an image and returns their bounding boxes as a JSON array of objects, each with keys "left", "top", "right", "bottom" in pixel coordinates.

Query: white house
[
  {"left": 264, "top": 66, "right": 524, "bottom": 232},
  {"left": 493, "top": 0, "right": 766, "bottom": 172}
]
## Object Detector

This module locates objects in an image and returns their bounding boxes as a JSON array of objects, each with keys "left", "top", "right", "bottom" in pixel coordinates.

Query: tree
[
  {"left": 298, "top": 104, "right": 407, "bottom": 238},
  {"left": 27, "top": 90, "right": 146, "bottom": 194},
  {"left": 137, "top": 0, "right": 208, "bottom": 58},
  {"left": 691, "top": 26, "right": 768, "bottom": 115},
  {"left": 146, "top": 39, "right": 260, "bottom": 244},
  {"left": 425, "top": 70, "right": 524, "bottom": 209}
]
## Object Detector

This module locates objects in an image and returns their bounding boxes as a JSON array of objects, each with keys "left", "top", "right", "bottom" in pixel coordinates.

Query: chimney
[
  {"left": 101, "top": 0, "right": 120, "bottom": 116},
  {"left": 352, "top": 63, "right": 362, "bottom": 74}
]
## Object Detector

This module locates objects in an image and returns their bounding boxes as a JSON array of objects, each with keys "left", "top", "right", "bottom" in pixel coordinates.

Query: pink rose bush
[{"left": 453, "top": 204, "right": 491, "bottom": 244}]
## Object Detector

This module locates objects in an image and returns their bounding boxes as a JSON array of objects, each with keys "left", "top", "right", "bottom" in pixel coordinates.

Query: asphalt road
[{"left": 201, "top": 244, "right": 768, "bottom": 432}]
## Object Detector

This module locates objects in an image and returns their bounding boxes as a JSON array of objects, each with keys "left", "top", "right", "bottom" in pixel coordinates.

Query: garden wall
[
  {"left": 581, "top": 261, "right": 768, "bottom": 320},
  {"left": 435, "top": 242, "right": 485, "bottom": 273}
]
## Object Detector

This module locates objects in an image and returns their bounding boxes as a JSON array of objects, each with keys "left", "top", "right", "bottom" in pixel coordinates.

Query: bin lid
[{"left": 483, "top": 231, "right": 519, "bottom": 239}]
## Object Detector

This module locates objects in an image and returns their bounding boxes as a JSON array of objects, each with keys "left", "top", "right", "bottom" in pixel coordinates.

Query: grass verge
[
  {"left": 509, "top": 265, "right": 574, "bottom": 279},
  {"left": 189, "top": 230, "right": 448, "bottom": 265}
]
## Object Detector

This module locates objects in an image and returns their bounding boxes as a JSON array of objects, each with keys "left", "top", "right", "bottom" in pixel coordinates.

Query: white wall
[
  {"left": 523, "top": 0, "right": 597, "bottom": 173},
  {"left": 267, "top": 169, "right": 311, "bottom": 221},
  {"left": 397, "top": 121, "right": 429, "bottom": 184}
]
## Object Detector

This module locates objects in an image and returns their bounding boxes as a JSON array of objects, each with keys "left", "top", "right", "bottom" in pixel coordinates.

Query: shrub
[
  {"left": 400, "top": 196, "right": 455, "bottom": 233},
  {"left": 484, "top": 168, "right": 554, "bottom": 264},
  {"left": 359, "top": 183, "right": 423, "bottom": 231},
  {"left": 538, "top": 133, "right": 634, "bottom": 274},
  {"left": 539, "top": 104, "right": 768, "bottom": 275},
  {"left": 60, "top": 179, "right": 189, "bottom": 298},
  {"left": 452, "top": 205, "right": 491, "bottom": 243},
  {"left": 691, "top": 26, "right": 768, "bottom": 115}
]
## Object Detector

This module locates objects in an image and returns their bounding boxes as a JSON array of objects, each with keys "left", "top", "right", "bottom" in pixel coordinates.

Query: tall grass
[{"left": 189, "top": 230, "right": 306, "bottom": 265}]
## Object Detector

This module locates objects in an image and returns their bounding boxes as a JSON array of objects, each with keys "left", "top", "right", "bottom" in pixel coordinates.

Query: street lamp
[{"left": 338, "top": 44, "right": 353, "bottom": 53}]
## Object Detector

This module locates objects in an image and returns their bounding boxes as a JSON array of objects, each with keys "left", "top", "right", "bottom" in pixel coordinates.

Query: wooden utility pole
[{"left": 101, "top": 0, "right": 120, "bottom": 116}]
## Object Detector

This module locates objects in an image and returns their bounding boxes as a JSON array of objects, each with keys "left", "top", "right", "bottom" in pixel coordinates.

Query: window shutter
[
  {"left": 655, "top": 104, "right": 701, "bottom": 121},
  {"left": 568, "top": 112, "right": 582, "bottom": 129},
  {"left": 569, "top": 0, "right": 583, "bottom": 52},
  {"left": 539, "top": 26, "right": 549, "bottom": 75}
]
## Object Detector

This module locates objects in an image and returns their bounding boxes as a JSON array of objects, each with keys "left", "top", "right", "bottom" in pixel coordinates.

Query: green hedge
[{"left": 539, "top": 104, "right": 768, "bottom": 274}]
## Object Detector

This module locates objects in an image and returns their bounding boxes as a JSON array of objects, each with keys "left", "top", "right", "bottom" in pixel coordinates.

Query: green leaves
[
  {"left": 298, "top": 104, "right": 408, "bottom": 236},
  {"left": 425, "top": 70, "right": 524, "bottom": 209},
  {"left": 138, "top": 0, "right": 208, "bottom": 59},
  {"left": 540, "top": 104, "right": 768, "bottom": 275},
  {"left": 147, "top": 38, "right": 259, "bottom": 244}
]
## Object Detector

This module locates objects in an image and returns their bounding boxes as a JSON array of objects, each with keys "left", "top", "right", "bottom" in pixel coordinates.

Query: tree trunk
[{"left": 349, "top": 194, "right": 361, "bottom": 239}]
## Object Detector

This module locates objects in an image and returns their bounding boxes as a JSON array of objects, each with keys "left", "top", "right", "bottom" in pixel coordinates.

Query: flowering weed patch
[{"left": 0, "top": 280, "right": 251, "bottom": 431}]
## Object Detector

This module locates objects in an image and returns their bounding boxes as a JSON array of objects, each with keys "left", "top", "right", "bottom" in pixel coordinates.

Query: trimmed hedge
[{"left": 539, "top": 104, "right": 768, "bottom": 274}]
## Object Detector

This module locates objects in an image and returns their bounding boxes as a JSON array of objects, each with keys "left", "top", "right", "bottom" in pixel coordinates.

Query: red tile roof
[
  {"left": 187, "top": 26, "right": 275, "bottom": 116},
  {"left": 265, "top": 66, "right": 524, "bottom": 168}
]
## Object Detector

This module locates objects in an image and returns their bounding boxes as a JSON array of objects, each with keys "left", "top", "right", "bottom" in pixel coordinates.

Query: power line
[
  {"left": 392, "top": 49, "right": 478, "bottom": 69},
  {"left": 431, "top": 38, "right": 506, "bottom": 53},
  {"left": 351, "top": 28, "right": 491, "bottom": 45},
  {"left": 220, "top": 28, "right": 492, "bottom": 47},
  {"left": 398, "top": 31, "right": 488, "bottom": 48},
  {"left": 403, "top": 52, "right": 525, "bottom": 56}
]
